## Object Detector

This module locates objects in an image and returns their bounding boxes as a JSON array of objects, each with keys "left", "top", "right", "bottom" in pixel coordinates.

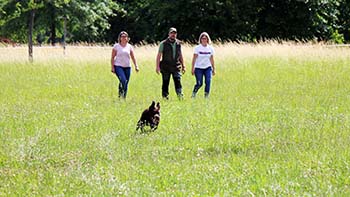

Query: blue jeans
[
  {"left": 193, "top": 67, "right": 212, "bottom": 95},
  {"left": 114, "top": 65, "right": 131, "bottom": 98}
]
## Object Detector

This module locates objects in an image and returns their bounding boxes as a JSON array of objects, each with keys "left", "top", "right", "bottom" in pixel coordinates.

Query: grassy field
[{"left": 1, "top": 43, "right": 350, "bottom": 195}]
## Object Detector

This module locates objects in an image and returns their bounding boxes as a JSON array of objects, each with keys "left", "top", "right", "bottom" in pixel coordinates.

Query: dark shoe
[{"left": 177, "top": 93, "right": 184, "bottom": 100}]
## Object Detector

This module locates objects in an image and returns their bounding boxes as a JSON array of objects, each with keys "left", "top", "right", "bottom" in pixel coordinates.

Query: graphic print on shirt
[
  {"left": 199, "top": 51, "right": 211, "bottom": 55},
  {"left": 194, "top": 45, "right": 214, "bottom": 69}
]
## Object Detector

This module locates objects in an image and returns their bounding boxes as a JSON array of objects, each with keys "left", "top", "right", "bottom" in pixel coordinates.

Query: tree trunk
[
  {"left": 49, "top": 4, "right": 56, "bottom": 46},
  {"left": 63, "top": 16, "right": 67, "bottom": 54},
  {"left": 50, "top": 21, "right": 56, "bottom": 46},
  {"left": 28, "top": 9, "right": 35, "bottom": 62}
]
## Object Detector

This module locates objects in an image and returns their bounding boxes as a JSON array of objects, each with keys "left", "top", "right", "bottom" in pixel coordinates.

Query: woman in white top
[
  {"left": 191, "top": 32, "right": 215, "bottom": 98},
  {"left": 111, "top": 31, "right": 139, "bottom": 99}
]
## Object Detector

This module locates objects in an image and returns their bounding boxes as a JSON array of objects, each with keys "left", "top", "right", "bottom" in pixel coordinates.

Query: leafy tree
[
  {"left": 338, "top": 0, "right": 350, "bottom": 41},
  {"left": 1, "top": 0, "right": 348, "bottom": 43},
  {"left": 0, "top": 0, "right": 32, "bottom": 41},
  {"left": 254, "top": 0, "right": 341, "bottom": 41},
  {"left": 0, "top": 0, "right": 41, "bottom": 60},
  {"left": 63, "top": 0, "right": 119, "bottom": 42},
  {"left": 0, "top": 0, "right": 119, "bottom": 44},
  {"left": 108, "top": 0, "right": 261, "bottom": 43},
  {"left": 106, "top": 0, "right": 155, "bottom": 44},
  {"left": 309, "top": 0, "right": 340, "bottom": 41}
]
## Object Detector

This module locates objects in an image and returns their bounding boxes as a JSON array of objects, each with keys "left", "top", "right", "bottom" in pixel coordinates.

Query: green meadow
[{"left": 1, "top": 43, "right": 350, "bottom": 195}]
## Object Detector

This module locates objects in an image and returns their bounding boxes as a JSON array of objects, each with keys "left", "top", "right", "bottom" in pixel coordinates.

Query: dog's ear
[
  {"left": 155, "top": 102, "right": 160, "bottom": 112},
  {"left": 149, "top": 101, "right": 156, "bottom": 109}
]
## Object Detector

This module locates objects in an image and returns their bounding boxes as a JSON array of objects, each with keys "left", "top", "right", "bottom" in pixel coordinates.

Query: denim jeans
[
  {"left": 161, "top": 70, "right": 182, "bottom": 98},
  {"left": 193, "top": 67, "right": 212, "bottom": 95},
  {"left": 114, "top": 65, "right": 131, "bottom": 98}
]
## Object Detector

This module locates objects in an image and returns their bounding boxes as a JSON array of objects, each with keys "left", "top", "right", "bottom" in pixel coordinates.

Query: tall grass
[{"left": 1, "top": 43, "right": 350, "bottom": 195}]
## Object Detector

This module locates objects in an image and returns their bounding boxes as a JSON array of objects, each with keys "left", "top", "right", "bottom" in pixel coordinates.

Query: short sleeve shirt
[
  {"left": 113, "top": 43, "right": 133, "bottom": 67},
  {"left": 194, "top": 44, "right": 214, "bottom": 69}
]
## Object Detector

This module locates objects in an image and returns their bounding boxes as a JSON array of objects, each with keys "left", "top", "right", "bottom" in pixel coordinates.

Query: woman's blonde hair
[
  {"left": 198, "top": 32, "right": 212, "bottom": 44},
  {"left": 118, "top": 31, "right": 129, "bottom": 43}
]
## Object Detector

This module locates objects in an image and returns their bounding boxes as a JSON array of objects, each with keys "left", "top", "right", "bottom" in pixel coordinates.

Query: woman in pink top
[{"left": 111, "top": 31, "right": 139, "bottom": 99}]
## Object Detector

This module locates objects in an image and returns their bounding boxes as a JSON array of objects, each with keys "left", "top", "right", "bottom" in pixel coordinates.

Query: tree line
[{"left": 1, "top": 0, "right": 349, "bottom": 45}]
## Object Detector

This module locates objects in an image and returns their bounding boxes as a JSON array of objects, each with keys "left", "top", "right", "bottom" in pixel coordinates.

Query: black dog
[{"left": 136, "top": 101, "right": 160, "bottom": 132}]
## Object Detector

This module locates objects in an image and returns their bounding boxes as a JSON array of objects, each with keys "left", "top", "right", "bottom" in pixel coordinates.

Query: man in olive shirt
[{"left": 156, "top": 27, "right": 186, "bottom": 99}]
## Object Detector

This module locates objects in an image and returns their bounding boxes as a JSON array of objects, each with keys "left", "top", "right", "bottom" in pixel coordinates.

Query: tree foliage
[
  {"left": 107, "top": 0, "right": 349, "bottom": 43},
  {"left": 338, "top": 0, "right": 350, "bottom": 41},
  {"left": 1, "top": 0, "right": 349, "bottom": 44},
  {"left": 0, "top": 0, "right": 118, "bottom": 44}
]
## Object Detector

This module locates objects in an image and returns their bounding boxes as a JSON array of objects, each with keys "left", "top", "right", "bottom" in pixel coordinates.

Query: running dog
[{"left": 136, "top": 101, "right": 160, "bottom": 132}]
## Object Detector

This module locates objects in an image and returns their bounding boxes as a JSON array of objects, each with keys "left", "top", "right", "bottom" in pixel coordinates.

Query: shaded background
[{"left": 0, "top": 0, "right": 349, "bottom": 44}]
